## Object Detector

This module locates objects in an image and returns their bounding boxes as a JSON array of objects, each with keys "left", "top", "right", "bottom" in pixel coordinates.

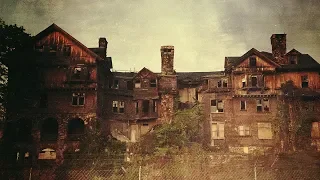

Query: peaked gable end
[{"left": 34, "top": 24, "right": 102, "bottom": 64}]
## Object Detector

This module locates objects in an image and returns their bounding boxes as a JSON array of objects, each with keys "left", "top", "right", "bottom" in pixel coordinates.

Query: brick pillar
[{"left": 56, "top": 119, "right": 67, "bottom": 165}]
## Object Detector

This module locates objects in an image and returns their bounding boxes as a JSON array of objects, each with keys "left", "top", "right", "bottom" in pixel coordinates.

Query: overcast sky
[{"left": 1, "top": 0, "right": 320, "bottom": 72}]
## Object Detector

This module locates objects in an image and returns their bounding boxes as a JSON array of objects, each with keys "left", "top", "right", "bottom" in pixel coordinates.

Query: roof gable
[
  {"left": 285, "top": 49, "right": 302, "bottom": 56},
  {"left": 134, "top": 67, "right": 157, "bottom": 79},
  {"left": 34, "top": 23, "right": 102, "bottom": 61},
  {"left": 231, "top": 48, "right": 281, "bottom": 68}
]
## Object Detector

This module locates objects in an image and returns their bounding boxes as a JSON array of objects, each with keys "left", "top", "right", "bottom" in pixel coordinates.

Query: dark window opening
[
  {"left": 142, "top": 100, "right": 149, "bottom": 114},
  {"left": 35, "top": 44, "right": 43, "bottom": 51},
  {"left": 16, "top": 119, "right": 33, "bottom": 142},
  {"left": 242, "top": 81, "right": 246, "bottom": 88},
  {"left": 39, "top": 93, "right": 48, "bottom": 108},
  {"left": 250, "top": 57, "right": 256, "bottom": 67},
  {"left": 301, "top": 75, "right": 308, "bottom": 88},
  {"left": 240, "top": 101, "right": 246, "bottom": 110},
  {"left": 63, "top": 45, "right": 71, "bottom": 56},
  {"left": 72, "top": 67, "right": 82, "bottom": 79},
  {"left": 127, "top": 81, "right": 133, "bottom": 90},
  {"left": 119, "top": 101, "right": 124, "bottom": 113},
  {"left": 211, "top": 100, "right": 224, "bottom": 113},
  {"left": 72, "top": 93, "right": 85, "bottom": 106},
  {"left": 223, "top": 79, "right": 228, "bottom": 87},
  {"left": 112, "top": 101, "right": 124, "bottom": 113},
  {"left": 135, "top": 101, "right": 139, "bottom": 114},
  {"left": 257, "top": 99, "right": 262, "bottom": 112},
  {"left": 67, "top": 118, "right": 85, "bottom": 140},
  {"left": 289, "top": 56, "right": 297, "bottom": 64},
  {"left": 41, "top": 118, "right": 58, "bottom": 141},
  {"left": 251, "top": 76, "right": 257, "bottom": 87},
  {"left": 150, "top": 79, "right": 157, "bottom": 87},
  {"left": 113, "top": 80, "right": 119, "bottom": 89},
  {"left": 112, "top": 101, "right": 118, "bottom": 113},
  {"left": 211, "top": 100, "right": 217, "bottom": 106},
  {"left": 217, "top": 80, "right": 222, "bottom": 87},
  {"left": 142, "top": 123, "right": 149, "bottom": 126}
]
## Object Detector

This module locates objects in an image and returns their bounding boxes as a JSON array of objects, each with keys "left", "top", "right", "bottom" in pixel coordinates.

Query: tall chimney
[
  {"left": 271, "top": 34, "right": 286, "bottom": 61},
  {"left": 160, "top": 46, "right": 174, "bottom": 75},
  {"left": 99, "top": 37, "right": 108, "bottom": 48}
]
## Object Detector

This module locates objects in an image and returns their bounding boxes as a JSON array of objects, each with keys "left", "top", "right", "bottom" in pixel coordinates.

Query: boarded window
[
  {"left": 240, "top": 100, "right": 246, "bottom": 110},
  {"left": 211, "top": 100, "right": 224, "bottom": 113},
  {"left": 301, "top": 75, "right": 308, "bottom": 88},
  {"left": 150, "top": 79, "right": 157, "bottom": 87},
  {"left": 212, "top": 122, "right": 225, "bottom": 139},
  {"left": 72, "top": 93, "right": 85, "bottom": 106},
  {"left": 249, "top": 57, "right": 256, "bottom": 67},
  {"left": 239, "top": 125, "right": 250, "bottom": 136},
  {"left": 258, "top": 123, "right": 272, "bottom": 139},
  {"left": 135, "top": 80, "right": 141, "bottom": 88},
  {"left": 311, "top": 122, "right": 320, "bottom": 138}
]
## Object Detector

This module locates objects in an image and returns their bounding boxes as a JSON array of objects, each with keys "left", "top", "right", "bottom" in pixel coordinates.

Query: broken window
[
  {"left": 239, "top": 125, "right": 250, "bottom": 136},
  {"left": 256, "top": 99, "right": 262, "bottom": 112},
  {"left": 222, "top": 79, "right": 228, "bottom": 87},
  {"left": 135, "top": 79, "right": 141, "bottom": 88},
  {"left": 72, "top": 67, "right": 82, "bottom": 79},
  {"left": 211, "top": 99, "right": 224, "bottom": 113},
  {"left": 119, "top": 101, "right": 125, "bottom": 113},
  {"left": 112, "top": 79, "right": 119, "bottom": 89},
  {"left": 240, "top": 100, "right": 246, "bottom": 111},
  {"left": 301, "top": 75, "right": 308, "bottom": 88},
  {"left": 72, "top": 93, "right": 85, "bottom": 106},
  {"left": 152, "top": 100, "right": 157, "bottom": 112},
  {"left": 258, "top": 123, "right": 272, "bottom": 139},
  {"left": 217, "top": 80, "right": 222, "bottom": 87},
  {"left": 311, "top": 122, "right": 320, "bottom": 138},
  {"left": 142, "top": 100, "right": 149, "bottom": 114},
  {"left": 249, "top": 57, "right": 257, "bottom": 67},
  {"left": 289, "top": 56, "right": 297, "bottom": 65},
  {"left": 150, "top": 79, "right": 157, "bottom": 87},
  {"left": 263, "top": 99, "right": 270, "bottom": 112},
  {"left": 63, "top": 45, "right": 71, "bottom": 56},
  {"left": 211, "top": 122, "right": 225, "bottom": 139},
  {"left": 251, "top": 76, "right": 257, "bottom": 87}
]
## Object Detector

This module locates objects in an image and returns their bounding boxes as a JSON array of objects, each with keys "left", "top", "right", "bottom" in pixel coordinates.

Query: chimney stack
[
  {"left": 271, "top": 34, "right": 286, "bottom": 61},
  {"left": 160, "top": 46, "right": 174, "bottom": 75},
  {"left": 99, "top": 37, "right": 108, "bottom": 48}
]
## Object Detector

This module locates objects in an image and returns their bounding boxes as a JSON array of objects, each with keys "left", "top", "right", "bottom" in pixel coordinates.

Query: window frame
[
  {"left": 240, "top": 100, "right": 246, "bottom": 111},
  {"left": 150, "top": 79, "right": 157, "bottom": 87},
  {"left": 301, "top": 75, "right": 308, "bottom": 88},
  {"left": 238, "top": 125, "right": 250, "bottom": 136},
  {"left": 72, "top": 93, "right": 85, "bottom": 106},
  {"left": 112, "top": 100, "right": 125, "bottom": 113},
  {"left": 135, "top": 79, "right": 141, "bottom": 88},
  {"left": 211, "top": 122, "right": 225, "bottom": 139},
  {"left": 257, "top": 122, "right": 272, "bottom": 140},
  {"left": 210, "top": 99, "right": 224, "bottom": 113},
  {"left": 249, "top": 57, "right": 257, "bottom": 67}
]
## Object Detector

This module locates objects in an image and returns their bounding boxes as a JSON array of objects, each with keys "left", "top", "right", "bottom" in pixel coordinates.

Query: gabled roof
[
  {"left": 280, "top": 54, "right": 320, "bottom": 71},
  {"left": 133, "top": 67, "right": 157, "bottom": 79},
  {"left": 34, "top": 23, "right": 103, "bottom": 61},
  {"left": 285, "top": 49, "right": 302, "bottom": 56},
  {"left": 226, "top": 48, "right": 281, "bottom": 69}
]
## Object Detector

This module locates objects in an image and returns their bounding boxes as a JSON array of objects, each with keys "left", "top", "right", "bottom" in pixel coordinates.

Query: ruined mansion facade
[{"left": 5, "top": 24, "right": 320, "bottom": 163}]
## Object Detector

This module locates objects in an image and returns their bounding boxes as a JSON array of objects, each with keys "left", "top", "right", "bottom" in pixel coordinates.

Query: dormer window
[
  {"left": 249, "top": 57, "right": 257, "bottom": 67},
  {"left": 289, "top": 56, "right": 297, "bottom": 64}
]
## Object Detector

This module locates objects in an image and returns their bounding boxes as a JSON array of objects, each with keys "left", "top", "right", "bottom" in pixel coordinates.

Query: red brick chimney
[
  {"left": 160, "top": 46, "right": 175, "bottom": 75},
  {"left": 270, "top": 34, "right": 286, "bottom": 64}
]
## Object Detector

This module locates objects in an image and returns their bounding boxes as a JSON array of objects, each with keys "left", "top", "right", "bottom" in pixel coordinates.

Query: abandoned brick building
[{"left": 4, "top": 24, "right": 320, "bottom": 165}]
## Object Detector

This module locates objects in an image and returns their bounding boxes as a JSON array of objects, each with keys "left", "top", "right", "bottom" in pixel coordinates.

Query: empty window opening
[
  {"left": 41, "top": 118, "right": 58, "bottom": 141},
  {"left": 256, "top": 99, "right": 262, "bottom": 112},
  {"left": 222, "top": 79, "right": 228, "bottom": 87},
  {"left": 301, "top": 75, "right": 308, "bottom": 88},
  {"left": 251, "top": 76, "right": 257, "bottom": 87},
  {"left": 142, "top": 100, "right": 150, "bottom": 114},
  {"left": 289, "top": 56, "right": 297, "bottom": 65},
  {"left": 72, "top": 67, "right": 82, "bottom": 79},
  {"left": 135, "top": 80, "right": 141, "bottom": 88},
  {"left": 67, "top": 118, "right": 85, "bottom": 140},
  {"left": 249, "top": 57, "right": 257, "bottom": 67},
  {"left": 263, "top": 99, "right": 270, "bottom": 112},
  {"left": 135, "top": 101, "right": 139, "bottom": 114},
  {"left": 240, "top": 100, "right": 246, "bottom": 110},
  {"left": 72, "top": 93, "right": 85, "bottom": 106},
  {"left": 112, "top": 101, "right": 124, "bottom": 113},
  {"left": 242, "top": 78, "right": 246, "bottom": 88},
  {"left": 211, "top": 100, "right": 224, "bottom": 113},
  {"left": 217, "top": 80, "right": 222, "bottom": 87},
  {"left": 150, "top": 79, "right": 157, "bottom": 87}
]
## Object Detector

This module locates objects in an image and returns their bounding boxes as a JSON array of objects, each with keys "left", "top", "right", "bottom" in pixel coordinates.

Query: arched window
[
  {"left": 67, "top": 118, "right": 85, "bottom": 140},
  {"left": 41, "top": 118, "right": 58, "bottom": 141}
]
